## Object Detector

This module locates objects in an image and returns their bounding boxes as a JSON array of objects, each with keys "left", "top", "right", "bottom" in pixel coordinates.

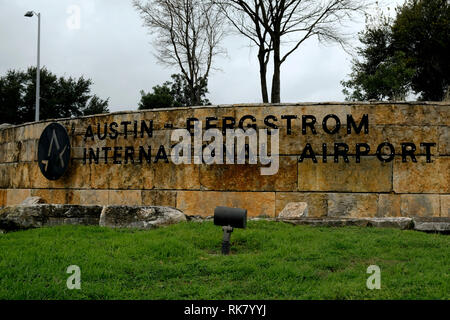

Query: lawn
[{"left": 0, "top": 221, "right": 448, "bottom": 300}]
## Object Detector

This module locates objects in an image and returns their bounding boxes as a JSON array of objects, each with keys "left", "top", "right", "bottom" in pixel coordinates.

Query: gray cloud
[{"left": 0, "top": 0, "right": 404, "bottom": 112}]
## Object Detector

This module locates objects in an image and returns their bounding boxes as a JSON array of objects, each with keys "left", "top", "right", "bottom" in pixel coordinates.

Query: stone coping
[{"left": 1, "top": 101, "right": 449, "bottom": 131}]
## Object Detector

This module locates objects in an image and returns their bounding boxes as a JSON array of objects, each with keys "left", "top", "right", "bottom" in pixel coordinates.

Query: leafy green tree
[
  {"left": 0, "top": 70, "right": 27, "bottom": 125},
  {"left": 82, "top": 96, "right": 110, "bottom": 116},
  {"left": 392, "top": 0, "right": 450, "bottom": 101},
  {"left": 138, "top": 74, "right": 210, "bottom": 110},
  {"left": 342, "top": 18, "right": 415, "bottom": 101},
  {"left": 169, "top": 74, "right": 210, "bottom": 107},
  {"left": 0, "top": 67, "right": 109, "bottom": 125},
  {"left": 342, "top": 0, "right": 450, "bottom": 101},
  {"left": 138, "top": 82, "right": 180, "bottom": 110}
]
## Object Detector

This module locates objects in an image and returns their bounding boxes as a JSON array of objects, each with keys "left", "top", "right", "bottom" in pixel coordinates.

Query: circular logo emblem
[{"left": 38, "top": 123, "right": 71, "bottom": 180}]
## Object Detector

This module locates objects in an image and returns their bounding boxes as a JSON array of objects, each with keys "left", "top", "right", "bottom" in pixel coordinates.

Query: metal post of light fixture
[
  {"left": 24, "top": 11, "right": 41, "bottom": 122},
  {"left": 214, "top": 207, "right": 247, "bottom": 255}
]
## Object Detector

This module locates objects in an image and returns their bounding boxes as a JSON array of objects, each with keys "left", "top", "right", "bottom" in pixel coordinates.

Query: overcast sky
[{"left": 0, "top": 0, "right": 404, "bottom": 113}]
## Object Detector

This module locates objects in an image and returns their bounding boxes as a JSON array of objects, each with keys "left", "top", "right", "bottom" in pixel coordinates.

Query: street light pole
[
  {"left": 36, "top": 12, "right": 40, "bottom": 122},
  {"left": 25, "top": 11, "right": 41, "bottom": 122}
]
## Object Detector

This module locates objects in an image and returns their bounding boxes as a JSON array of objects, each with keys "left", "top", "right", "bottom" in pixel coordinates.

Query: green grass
[{"left": 0, "top": 221, "right": 448, "bottom": 300}]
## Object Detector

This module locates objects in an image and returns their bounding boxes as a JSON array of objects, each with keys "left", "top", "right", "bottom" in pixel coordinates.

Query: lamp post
[{"left": 24, "top": 11, "right": 40, "bottom": 122}]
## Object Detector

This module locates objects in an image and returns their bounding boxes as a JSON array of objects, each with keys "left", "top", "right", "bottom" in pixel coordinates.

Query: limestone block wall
[{"left": 0, "top": 102, "right": 448, "bottom": 218}]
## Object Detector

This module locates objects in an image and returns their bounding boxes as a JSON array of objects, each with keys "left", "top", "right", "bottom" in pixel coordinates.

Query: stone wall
[{"left": 0, "top": 102, "right": 448, "bottom": 218}]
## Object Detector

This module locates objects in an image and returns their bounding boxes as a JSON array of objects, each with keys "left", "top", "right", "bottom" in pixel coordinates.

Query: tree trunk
[
  {"left": 188, "top": 78, "right": 197, "bottom": 106},
  {"left": 258, "top": 50, "right": 269, "bottom": 103},
  {"left": 271, "top": 37, "right": 281, "bottom": 103},
  {"left": 194, "top": 83, "right": 201, "bottom": 106}
]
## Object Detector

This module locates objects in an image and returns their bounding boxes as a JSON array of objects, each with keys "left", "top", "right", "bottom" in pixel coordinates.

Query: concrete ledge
[
  {"left": 99, "top": 205, "right": 186, "bottom": 229},
  {"left": 278, "top": 217, "right": 450, "bottom": 233},
  {"left": 0, "top": 204, "right": 185, "bottom": 232},
  {"left": 1, "top": 204, "right": 449, "bottom": 234},
  {"left": 278, "top": 217, "right": 415, "bottom": 229},
  {"left": 413, "top": 217, "right": 450, "bottom": 234},
  {"left": 0, "top": 204, "right": 103, "bottom": 231}
]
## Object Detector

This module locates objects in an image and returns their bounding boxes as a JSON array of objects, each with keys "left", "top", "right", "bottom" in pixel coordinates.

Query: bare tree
[
  {"left": 133, "top": 0, "right": 226, "bottom": 106},
  {"left": 221, "top": 0, "right": 370, "bottom": 103},
  {"left": 216, "top": 1, "right": 273, "bottom": 103}
]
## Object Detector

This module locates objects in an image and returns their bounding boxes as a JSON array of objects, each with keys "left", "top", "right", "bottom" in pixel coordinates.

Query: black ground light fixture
[{"left": 214, "top": 206, "right": 247, "bottom": 255}]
